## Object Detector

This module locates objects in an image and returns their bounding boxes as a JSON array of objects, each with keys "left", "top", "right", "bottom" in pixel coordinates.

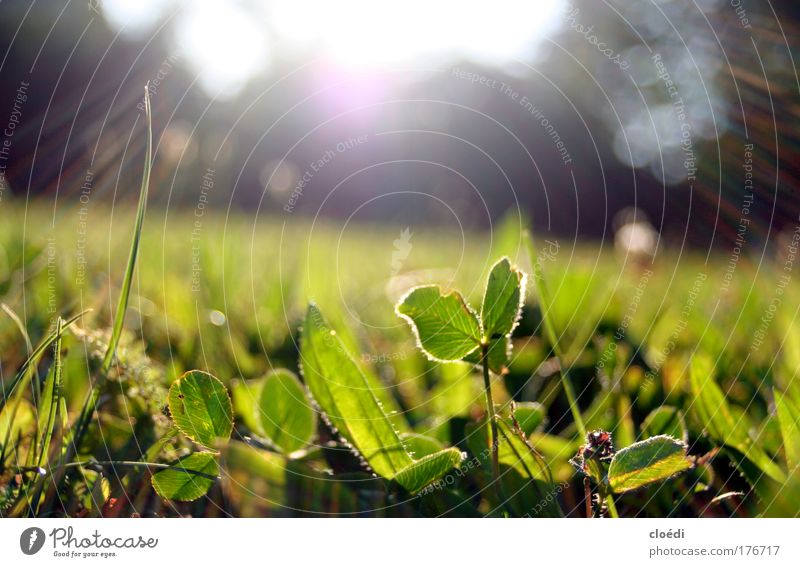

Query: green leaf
[
  {"left": 300, "top": 304, "right": 413, "bottom": 477},
  {"left": 152, "top": 453, "right": 219, "bottom": 501},
  {"left": 395, "top": 286, "right": 481, "bottom": 362},
  {"left": 690, "top": 356, "right": 785, "bottom": 482},
  {"left": 35, "top": 317, "right": 64, "bottom": 471},
  {"left": 463, "top": 336, "right": 511, "bottom": 374},
  {"left": 394, "top": 448, "right": 463, "bottom": 494},
  {"left": 511, "top": 402, "right": 546, "bottom": 436},
  {"left": 481, "top": 257, "right": 526, "bottom": 340},
  {"left": 401, "top": 433, "right": 444, "bottom": 459},
  {"left": 231, "top": 378, "right": 263, "bottom": 435},
  {"left": 642, "top": 406, "right": 688, "bottom": 444},
  {"left": 608, "top": 435, "right": 692, "bottom": 493},
  {"left": 168, "top": 370, "right": 233, "bottom": 449},
  {"left": 0, "top": 309, "right": 87, "bottom": 414},
  {"left": 258, "top": 369, "right": 316, "bottom": 455},
  {"left": 775, "top": 389, "right": 800, "bottom": 470}
]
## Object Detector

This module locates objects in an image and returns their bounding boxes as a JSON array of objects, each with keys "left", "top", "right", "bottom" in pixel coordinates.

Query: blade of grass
[
  {"left": 32, "top": 317, "right": 64, "bottom": 515},
  {"left": 0, "top": 309, "right": 89, "bottom": 413},
  {"left": 70, "top": 84, "right": 153, "bottom": 452},
  {"left": 2, "top": 303, "right": 33, "bottom": 355},
  {"left": 524, "top": 230, "right": 586, "bottom": 438},
  {"left": 102, "top": 86, "right": 153, "bottom": 374},
  {"left": 34, "top": 317, "right": 64, "bottom": 468}
]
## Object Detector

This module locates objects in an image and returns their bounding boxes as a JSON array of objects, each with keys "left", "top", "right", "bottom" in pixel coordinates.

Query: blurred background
[
  {"left": 0, "top": 0, "right": 797, "bottom": 244},
  {"left": 2, "top": 0, "right": 800, "bottom": 518}
]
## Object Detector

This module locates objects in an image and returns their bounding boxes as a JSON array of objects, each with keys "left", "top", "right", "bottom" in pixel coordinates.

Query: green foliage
[
  {"left": 481, "top": 257, "right": 526, "bottom": 340},
  {"left": 775, "top": 389, "right": 800, "bottom": 470},
  {"left": 397, "top": 257, "right": 526, "bottom": 374},
  {"left": 101, "top": 85, "right": 153, "bottom": 374},
  {"left": 462, "top": 334, "right": 510, "bottom": 374},
  {"left": 642, "top": 406, "right": 687, "bottom": 443},
  {"left": 0, "top": 310, "right": 86, "bottom": 414},
  {"left": 401, "top": 433, "right": 444, "bottom": 458},
  {"left": 396, "top": 286, "right": 481, "bottom": 361},
  {"left": 524, "top": 231, "right": 586, "bottom": 438},
  {"left": 301, "top": 304, "right": 412, "bottom": 477},
  {"left": 257, "top": 369, "right": 316, "bottom": 455},
  {"left": 151, "top": 453, "right": 219, "bottom": 502},
  {"left": 300, "top": 304, "right": 462, "bottom": 493},
  {"left": 34, "top": 317, "right": 64, "bottom": 471},
  {"left": 690, "top": 356, "right": 785, "bottom": 482},
  {"left": 168, "top": 371, "right": 233, "bottom": 450},
  {"left": 393, "top": 448, "right": 463, "bottom": 494},
  {"left": 467, "top": 420, "right": 561, "bottom": 517},
  {"left": 608, "top": 435, "right": 692, "bottom": 494},
  {"left": 511, "top": 402, "right": 546, "bottom": 436},
  {"left": 4, "top": 160, "right": 800, "bottom": 517}
]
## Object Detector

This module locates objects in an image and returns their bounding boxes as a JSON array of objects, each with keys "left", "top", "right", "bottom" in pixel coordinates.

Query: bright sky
[{"left": 102, "top": 0, "right": 565, "bottom": 98}]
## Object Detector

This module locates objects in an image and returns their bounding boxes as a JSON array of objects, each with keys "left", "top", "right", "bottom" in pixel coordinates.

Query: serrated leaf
[
  {"left": 168, "top": 370, "right": 233, "bottom": 449},
  {"left": 258, "top": 369, "right": 316, "bottom": 455},
  {"left": 690, "top": 356, "right": 785, "bottom": 482},
  {"left": 642, "top": 406, "right": 687, "bottom": 443},
  {"left": 481, "top": 257, "right": 526, "bottom": 340},
  {"left": 775, "top": 389, "right": 800, "bottom": 470},
  {"left": 394, "top": 448, "right": 463, "bottom": 494},
  {"left": 608, "top": 435, "right": 691, "bottom": 493},
  {"left": 152, "top": 452, "right": 219, "bottom": 502},
  {"left": 300, "top": 304, "right": 413, "bottom": 478},
  {"left": 395, "top": 286, "right": 481, "bottom": 362}
]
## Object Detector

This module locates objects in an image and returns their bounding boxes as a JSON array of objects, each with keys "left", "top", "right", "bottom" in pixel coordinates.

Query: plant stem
[
  {"left": 584, "top": 477, "right": 593, "bottom": 518},
  {"left": 605, "top": 494, "right": 619, "bottom": 518},
  {"left": 18, "top": 459, "right": 219, "bottom": 481},
  {"left": 481, "top": 343, "right": 500, "bottom": 495}
]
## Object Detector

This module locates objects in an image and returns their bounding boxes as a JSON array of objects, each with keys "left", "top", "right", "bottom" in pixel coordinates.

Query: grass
[{"left": 1, "top": 193, "right": 799, "bottom": 516}]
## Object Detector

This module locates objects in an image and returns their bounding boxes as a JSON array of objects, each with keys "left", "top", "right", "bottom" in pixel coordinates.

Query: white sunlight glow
[
  {"left": 103, "top": 0, "right": 565, "bottom": 95},
  {"left": 174, "top": 0, "right": 269, "bottom": 98},
  {"left": 272, "top": 0, "right": 565, "bottom": 68}
]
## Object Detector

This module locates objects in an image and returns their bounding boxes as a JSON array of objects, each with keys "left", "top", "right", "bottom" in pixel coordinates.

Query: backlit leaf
[
  {"left": 395, "top": 286, "right": 481, "bottom": 362},
  {"left": 300, "top": 304, "right": 413, "bottom": 478},
  {"left": 463, "top": 336, "right": 511, "bottom": 374},
  {"left": 393, "top": 448, "right": 463, "bottom": 494},
  {"left": 775, "top": 389, "right": 800, "bottom": 470},
  {"left": 152, "top": 452, "right": 218, "bottom": 502},
  {"left": 258, "top": 369, "right": 316, "bottom": 454},
  {"left": 401, "top": 432, "right": 444, "bottom": 459},
  {"left": 690, "top": 356, "right": 784, "bottom": 482},
  {"left": 168, "top": 370, "right": 233, "bottom": 449},
  {"left": 511, "top": 402, "right": 546, "bottom": 436},
  {"left": 608, "top": 435, "right": 691, "bottom": 493},
  {"left": 481, "top": 257, "right": 526, "bottom": 340}
]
